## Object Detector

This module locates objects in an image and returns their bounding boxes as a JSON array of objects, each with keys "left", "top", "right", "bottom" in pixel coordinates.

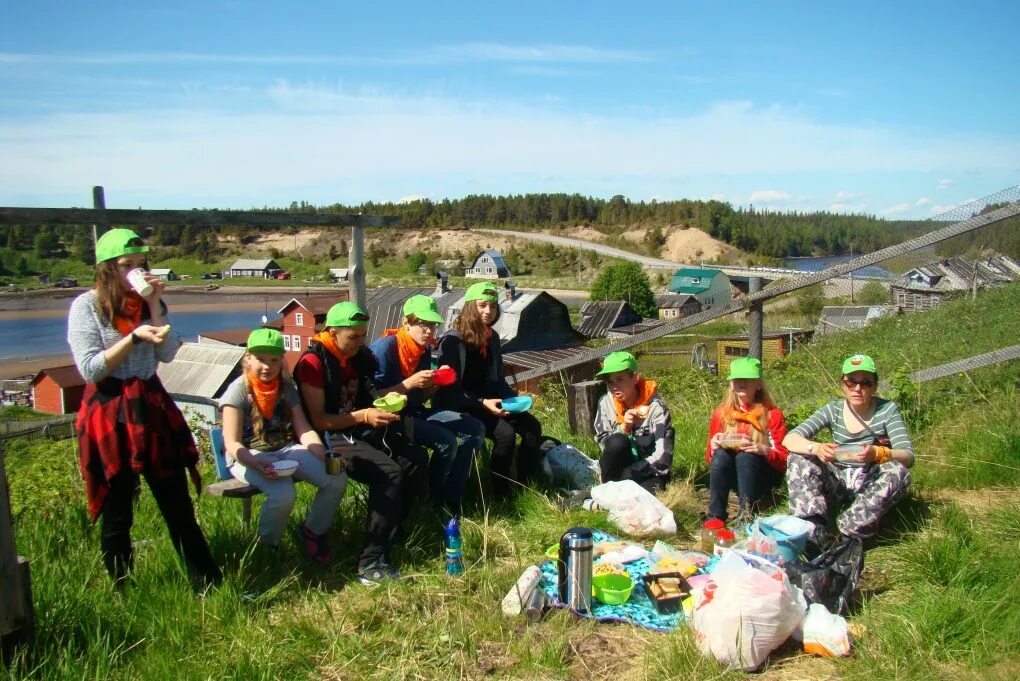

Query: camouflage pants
[{"left": 786, "top": 454, "right": 911, "bottom": 539}]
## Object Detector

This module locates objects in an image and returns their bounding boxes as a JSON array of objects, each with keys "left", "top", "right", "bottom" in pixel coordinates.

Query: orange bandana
[
  {"left": 381, "top": 328, "right": 426, "bottom": 379},
  {"left": 724, "top": 403, "right": 766, "bottom": 432},
  {"left": 247, "top": 371, "right": 280, "bottom": 419},
  {"left": 477, "top": 326, "right": 493, "bottom": 360},
  {"left": 612, "top": 378, "right": 659, "bottom": 424},
  {"left": 112, "top": 291, "right": 144, "bottom": 337},
  {"left": 312, "top": 330, "right": 350, "bottom": 368}
]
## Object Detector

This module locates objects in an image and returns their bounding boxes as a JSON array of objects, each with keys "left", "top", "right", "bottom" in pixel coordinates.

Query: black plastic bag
[{"left": 787, "top": 537, "right": 864, "bottom": 615}]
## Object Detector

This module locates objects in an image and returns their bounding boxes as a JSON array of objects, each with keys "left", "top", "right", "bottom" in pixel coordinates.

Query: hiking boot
[
  {"left": 356, "top": 560, "right": 406, "bottom": 585},
  {"left": 296, "top": 524, "right": 333, "bottom": 566}
]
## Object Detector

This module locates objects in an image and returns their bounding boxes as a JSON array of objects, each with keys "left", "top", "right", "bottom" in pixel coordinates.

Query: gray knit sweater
[{"left": 67, "top": 290, "right": 181, "bottom": 383}]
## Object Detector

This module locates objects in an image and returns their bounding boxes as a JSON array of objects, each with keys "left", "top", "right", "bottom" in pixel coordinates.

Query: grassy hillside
[{"left": 3, "top": 284, "right": 1019, "bottom": 679}]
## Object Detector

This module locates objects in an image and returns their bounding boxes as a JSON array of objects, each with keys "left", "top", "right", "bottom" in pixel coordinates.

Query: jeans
[
  {"left": 599, "top": 432, "right": 669, "bottom": 494},
  {"left": 416, "top": 411, "right": 485, "bottom": 516},
  {"left": 100, "top": 468, "right": 222, "bottom": 585},
  {"left": 476, "top": 410, "right": 543, "bottom": 497},
  {"left": 230, "top": 443, "right": 348, "bottom": 545},
  {"left": 707, "top": 448, "right": 783, "bottom": 522}
]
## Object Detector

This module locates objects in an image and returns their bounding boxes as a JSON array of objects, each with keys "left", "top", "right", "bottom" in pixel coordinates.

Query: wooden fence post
[
  {"left": 91, "top": 185, "right": 106, "bottom": 246},
  {"left": 0, "top": 441, "right": 33, "bottom": 644},
  {"left": 748, "top": 277, "right": 763, "bottom": 361},
  {"left": 567, "top": 380, "right": 604, "bottom": 436}
]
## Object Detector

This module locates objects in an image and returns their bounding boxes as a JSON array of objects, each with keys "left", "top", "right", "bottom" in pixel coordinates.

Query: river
[{"left": 782, "top": 255, "right": 892, "bottom": 279}]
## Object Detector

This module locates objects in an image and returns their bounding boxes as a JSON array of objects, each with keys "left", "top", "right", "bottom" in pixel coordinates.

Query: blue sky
[{"left": 2, "top": 1, "right": 1018, "bottom": 217}]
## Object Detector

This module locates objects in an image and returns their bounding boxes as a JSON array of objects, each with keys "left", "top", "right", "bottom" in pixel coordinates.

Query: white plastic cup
[{"left": 126, "top": 268, "right": 153, "bottom": 297}]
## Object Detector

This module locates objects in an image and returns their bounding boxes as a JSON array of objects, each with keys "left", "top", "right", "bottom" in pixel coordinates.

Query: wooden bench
[{"left": 203, "top": 427, "right": 260, "bottom": 525}]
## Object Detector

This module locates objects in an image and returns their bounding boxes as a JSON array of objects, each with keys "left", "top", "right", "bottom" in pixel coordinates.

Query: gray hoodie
[{"left": 594, "top": 392, "right": 675, "bottom": 477}]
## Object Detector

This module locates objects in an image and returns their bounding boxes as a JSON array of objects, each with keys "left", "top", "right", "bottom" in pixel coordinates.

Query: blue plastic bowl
[{"left": 501, "top": 396, "right": 533, "bottom": 413}]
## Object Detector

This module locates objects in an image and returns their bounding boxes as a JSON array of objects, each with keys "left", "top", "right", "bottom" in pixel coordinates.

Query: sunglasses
[{"left": 842, "top": 377, "right": 875, "bottom": 389}]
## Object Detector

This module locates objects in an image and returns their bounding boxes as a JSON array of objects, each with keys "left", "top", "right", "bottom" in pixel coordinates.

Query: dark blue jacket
[
  {"left": 432, "top": 328, "right": 515, "bottom": 417},
  {"left": 369, "top": 334, "right": 431, "bottom": 416}
]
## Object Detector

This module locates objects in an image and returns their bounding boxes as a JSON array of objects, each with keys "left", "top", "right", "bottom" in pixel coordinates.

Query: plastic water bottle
[{"left": 444, "top": 517, "right": 464, "bottom": 575}]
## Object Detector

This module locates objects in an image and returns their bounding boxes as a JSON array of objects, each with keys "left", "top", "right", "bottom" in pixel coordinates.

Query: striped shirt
[
  {"left": 791, "top": 398, "right": 914, "bottom": 467},
  {"left": 67, "top": 290, "right": 181, "bottom": 383}
]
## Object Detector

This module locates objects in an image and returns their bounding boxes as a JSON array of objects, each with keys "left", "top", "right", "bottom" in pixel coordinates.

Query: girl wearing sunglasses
[{"left": 783, "top": 354, "right": 914, "bottom": 548}]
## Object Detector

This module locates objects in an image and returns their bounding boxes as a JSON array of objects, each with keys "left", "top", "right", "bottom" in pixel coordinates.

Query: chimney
[
  {"left": 436, "top": 271, "right": 450, "bottom": 294},
  {"left": 504, "top": 280, "right": 517, "bottom": 301}
]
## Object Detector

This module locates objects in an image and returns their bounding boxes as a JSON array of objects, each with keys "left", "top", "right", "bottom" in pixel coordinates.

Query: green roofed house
[{"left": 667, "top": 267, "right": 731, "bottom": 310}]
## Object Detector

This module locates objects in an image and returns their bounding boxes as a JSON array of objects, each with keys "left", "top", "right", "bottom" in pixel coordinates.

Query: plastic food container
[
  {"left": 373, "top": 394, "right": 407, "bottom": 413},
  {"left": 432, "top": 366, "right": 456, "bottom": 386},
  {"left": 719, "top": 437, "right": 747, "bottom": 450},
  {"left": 714, "top": 529, "right": 736, "bottom": 556},
  {"left": 592, "top": 573, "right": 635, "bottom": 605},
  {"left": 271, "top": 460, "right": 300, "bottom": 477},
  {"left": 833, "top": 444, "right": 866, "bottom": 462},
  {"left": 701, "top": 519, "right": 725, "bottom": 553},
  {"left": 501, "top": 396, "right": 533, "bottom": 413},
  {"left": 641, "top": 573, "right": 691, "bottom": 614}
]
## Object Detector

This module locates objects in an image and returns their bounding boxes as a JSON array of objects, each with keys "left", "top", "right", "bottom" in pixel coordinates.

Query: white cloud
[
  {"left": 938, "top": 178, "right": 954, "bottom": 189},
  {"left": 834, "top": 191, "right": 858, "bottom": 201},
  {"left": 915, "top": 196, "right": 932, "bottom": 206},
  {"left": 397, "top": 194, "right": 427, "bottom": 204},
  {"left": 749, "top": 190, "right": 791, "bottom": 203},
  {"left": 882, "top": 202, "right": 912, "bottom": 215},
  {"left": 830, "top": 202, "right": 868, "bottom": 213}
]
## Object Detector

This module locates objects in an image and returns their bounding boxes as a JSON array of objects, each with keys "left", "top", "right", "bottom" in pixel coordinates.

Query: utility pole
[{"left": 849, "top": 241, "right": 855, "bottom": 303}]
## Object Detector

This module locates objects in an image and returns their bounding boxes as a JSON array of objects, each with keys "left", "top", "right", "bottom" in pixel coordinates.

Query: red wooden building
[
  {"left": 276, "top": 294, "right": 349, "bottom": 371},
  {"left": 30, "top": 365, "right": 86, "bottom": 415}
]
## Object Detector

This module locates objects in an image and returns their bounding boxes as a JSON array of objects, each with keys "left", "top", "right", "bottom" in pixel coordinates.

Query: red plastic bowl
[{"left": 433, "top": 366, "right": 456, "bottom": 386}]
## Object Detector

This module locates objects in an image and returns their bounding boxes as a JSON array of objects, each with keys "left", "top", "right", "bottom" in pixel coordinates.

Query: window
[
  {"left": 283, "top": 335, "right": 292, "bottom": 351},
  {"left": 486, "top": 267, "right": 493, "bottom": 274},
  {"left": 292, "top": 335, "right": 301, "bottom": 350},
  {"left": 913, "top": 294, "right": 922, "bottom": 308},
  {"left": 295, "top": 312, "right": 304, "bottom": 327},
  {"left": 931, "top": 296, "right": 940, "bottom": 309},
  {"left": 308, "top": 337, "right": 314, "bottom": 348}
]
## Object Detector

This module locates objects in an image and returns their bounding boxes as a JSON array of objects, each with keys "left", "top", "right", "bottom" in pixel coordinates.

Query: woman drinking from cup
[
  {"left": 68, "top": 228, "right": 221, "bottom": 586},
  {"left": 219, "top": 329, "right": 347, "bottom": 564},
  {"left": 783, "top": 354, "right": 914, "bottom": 546},
  {"left": 705, "top": 357, "right": 788, "bottom": 522}
]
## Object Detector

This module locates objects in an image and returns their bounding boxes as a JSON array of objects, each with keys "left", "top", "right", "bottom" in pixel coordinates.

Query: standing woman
[
  {"left": 434, "top": 282, "right": 543, "bottom": 498},
  {"left": 68, "top": 229, "right": 221, "bottom": 586},
  {"left": 369, "top": 295, "right": 485, "bottom": 518},
  {"left": 705, "top": 357, "right": 788, "bottom": 522}
]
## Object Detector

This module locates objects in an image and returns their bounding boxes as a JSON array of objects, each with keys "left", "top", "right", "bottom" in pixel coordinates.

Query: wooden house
[
  {"left": 654, "top": 293, "right": 701, "bottom": 320},
  {"left": 328, "top": 268, "right": 349, "bottom": 283},
  {"left": 575, "top": 301, "right": 643, "bottom": 339},
  {"left": 276, "top": 294, "right": 350, "bottom": 370},
  {"left": 891, "top": 255, "right": 1020, "bottom": 312},
  {"left": 149, "top": 268, "right": 176, "bottom": 281},
  {"left": 30, "top": 365, "right": 85, "bottom": 415},
  {"left": 715, "top": 329, "right": 813, "bottom": 377},
  {"left": 227, "top": 258, "right": 282, "bottom": 279},
  {"left": 816, "top": 305, "right": 900, "bottom": 336},
  {"left": 668, "top": 267, "right": 731, "bottom": 310},
  {"left": 465, "top": 249, "right": 511, "bottom": 279}
]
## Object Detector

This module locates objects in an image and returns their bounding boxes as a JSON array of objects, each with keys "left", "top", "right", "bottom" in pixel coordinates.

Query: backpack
[{"left": 538, "top": 436, "right": 601, "bottom": 490}]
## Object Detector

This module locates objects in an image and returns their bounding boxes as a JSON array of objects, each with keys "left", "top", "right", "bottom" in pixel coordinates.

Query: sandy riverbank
[{"left": 0, "top": 352, "right": 73, "bottom": 380}]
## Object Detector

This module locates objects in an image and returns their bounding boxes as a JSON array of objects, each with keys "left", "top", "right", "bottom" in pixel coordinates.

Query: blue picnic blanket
[{"left": 538, "top": 529, "right": 685, "bottom": 632}]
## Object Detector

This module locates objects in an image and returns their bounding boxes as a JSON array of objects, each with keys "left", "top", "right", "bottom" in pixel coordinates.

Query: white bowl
[{"left": 271, "top": 460, "right": 300, "bottom": 477}]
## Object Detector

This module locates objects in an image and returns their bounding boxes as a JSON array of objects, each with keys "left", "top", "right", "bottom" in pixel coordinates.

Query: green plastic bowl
[
  {"left": 545, "top": 544, "right": 559, "bottom": 560},
  {"left": 592, "top": 573, "right": 634, "bottom": 605},
  {"left": 373, "top": 394, "right": 407, "bottom": 413}
]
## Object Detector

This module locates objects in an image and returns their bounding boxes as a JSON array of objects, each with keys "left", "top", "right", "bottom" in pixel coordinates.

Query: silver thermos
[{"left": 557, "top": 527, "right": 593, "bottom": 612}]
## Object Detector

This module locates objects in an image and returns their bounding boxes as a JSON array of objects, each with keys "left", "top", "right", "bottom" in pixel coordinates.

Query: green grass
[{"left": 3, "top": 284, "right": 1020, "bottom": 679}]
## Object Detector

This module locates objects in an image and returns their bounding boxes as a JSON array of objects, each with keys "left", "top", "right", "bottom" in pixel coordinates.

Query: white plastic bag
[
  {"left": 691, "top": 551, "right": 807, "bottom": 671},
  {"left": 801, "top": 603, "right": 851, "bottom": 657},
  {"left": 540, "top": 443, "right": 601, "bottom": 490},
  {"left": 588, "top": 480, "right": 677, "bottom": 537}
]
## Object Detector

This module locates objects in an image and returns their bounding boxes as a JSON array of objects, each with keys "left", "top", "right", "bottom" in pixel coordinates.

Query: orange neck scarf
[
  {"left": 612, "top": 378, "right": 658, "bottom": 424},
  {"left": 381, "top": 328, "right": 426, "bottom": 379},
  {"left": 312, "top": 330, "right": 350, "bottom": 368},
  {"left": 477, "top": 326, "right": 493, "bottom": 360},
  {"left": 112, "top": 291, "right": 144, "bottom": 337},
  {"left": 247, "top": 371, "right": 281, "bottom": 419},
  {"left": 723, "top": 402, "right": 767, "bottom": 443}
]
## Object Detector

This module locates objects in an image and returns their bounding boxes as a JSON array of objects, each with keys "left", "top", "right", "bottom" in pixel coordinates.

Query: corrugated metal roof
[
  {"left": 654, "top": 293, "right": 699, "bottom": 309},
  {"left": 157, "top": 342, "right": 246, "bottom": 399},
  {"left": 31, "top": 364, "right": 85, "bottom": 388},
  {"left": 900, "top": 254, "right": 1019, "bottom": 292},
  {"left": 365, "top": 287, "right": 433, "bottom": 340},
  {"left": 503, "top": 346, "right": 597, "bottom": 371},
  {"left": 229, "top": 258, "right": 277, "bottom": 270},
  {"left": 198, "top": 327, "right": 252, "bottom": 345},
  {"left": 576, "top": 301, "right": 628, "bottom": 339}
]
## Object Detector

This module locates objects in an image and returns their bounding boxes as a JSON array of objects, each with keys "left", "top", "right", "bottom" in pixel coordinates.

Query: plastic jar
[
  {"left": 713, "top": 529, "right": 736, "bottom": 556},
  {"left": 701, "top": 519, "right": 725, "bottom": 553}
]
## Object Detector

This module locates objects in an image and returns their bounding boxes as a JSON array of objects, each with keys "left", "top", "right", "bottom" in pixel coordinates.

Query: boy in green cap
[
  {"left": 783, "top": 354, "right": 914, "bottom": 546},
  {"left": 593, "top": 351, "right": 674, "bottom": 493},
  {"left": 294, "top": 301, "right": 427, "bottom": 584},
  {"left": 219, "top": 329, "right": 346, "bottom": 564},
  {"left": 433, "top": 281, "right": 545, "bottom": 498}
]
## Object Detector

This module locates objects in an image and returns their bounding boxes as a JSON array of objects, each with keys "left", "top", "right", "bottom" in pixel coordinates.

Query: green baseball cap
[
  {"left": 728, "top": 356, "right": 762, "bottom": 380},
  {"left": 247, "top": 328, "right": 285, "bottom": 355},
  {"left": 842, "top": 354, "right": 877, "bottom": 375},
  {"left": 325, "top": 301, "right": 369, "bottom": 328},
  {"left": 464, "top": 281, "right": 499, "bottom": 303},
  {"left": 95, "top": 228, "right": 149, "bottom": 263},
  {"left": 597, "top": 351, "right": 638, "bottom": 376},
  {"left": 402, "top": 294, "right": 444, "bottom": 324}
]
